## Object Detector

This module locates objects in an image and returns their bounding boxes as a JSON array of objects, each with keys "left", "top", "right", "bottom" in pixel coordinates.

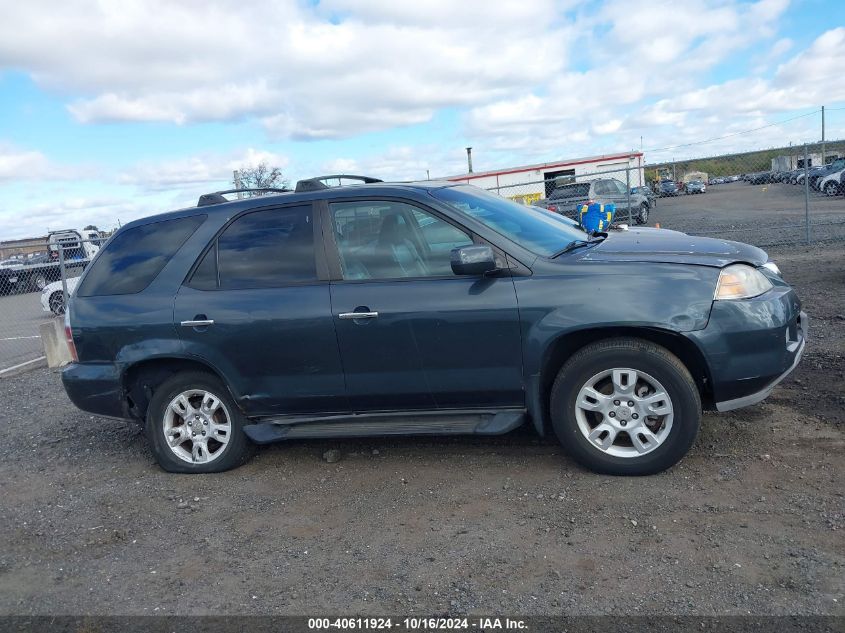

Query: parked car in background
[
  {"left": 795, "top": 167, "right": 823, "bottom": 186},
  {"left": 686, "top": 180, "right": 706, "bottom": 194},
  {"left": 61, "top": 176, "right": 806, "bottom": 477},
  {"left": 41, "top": 277, "right": 80, "bottom": 315},
  {"left": 631, "top": 185, "right": 657, "bottom": 208},
  {"left": 537, "top": 178, "right": 651, "bottom": 225},
  {"left": 810, "top": 158, "right": 845, "bottom": 191},
  {"left": 748, "top": 172, "right": 776, "bottom": 185},
  {"left": 658, "top": 180, "right": 679, "bottom": 197},
  {"left": 818, "top": 168, "right": 844, "bottom": 196},
  {"left": 0, "top": 228, "right": 101, "bottom": 295}
]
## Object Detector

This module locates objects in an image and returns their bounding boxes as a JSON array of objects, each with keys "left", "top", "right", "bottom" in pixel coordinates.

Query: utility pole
[
  {"left": 821, "top": 106, "right": 826, "bottom": 166},
  {"left": 233, "top": 170, "right": 243, "bottom": 199},
  {"left": 466, "top": 147, "right": 473, "bottom": 174}
]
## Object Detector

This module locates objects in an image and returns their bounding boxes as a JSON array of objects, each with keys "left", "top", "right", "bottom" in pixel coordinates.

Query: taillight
[
  {"left": 547, "top": 205, "right": 556, "bottom": 211},
  {"left": 64, "top": 311, "right": 78, "bottom": 362}
]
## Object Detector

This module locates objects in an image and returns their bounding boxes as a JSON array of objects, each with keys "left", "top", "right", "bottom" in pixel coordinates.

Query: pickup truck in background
[
  {"left": 536, "top": 178, "right": 651, "bottom": 225},
  {"left": 0, "top": 228, "right": 103, "bottom": 296}
]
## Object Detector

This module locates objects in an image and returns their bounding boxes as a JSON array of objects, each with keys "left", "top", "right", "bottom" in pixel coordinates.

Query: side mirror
[{"left": 450, "top": 245, "right": 498, "bottom": 276}]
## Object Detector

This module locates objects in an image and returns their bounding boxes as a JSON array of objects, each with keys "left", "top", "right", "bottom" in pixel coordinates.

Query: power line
[{"left": 644, "top": 109, "right": 821, "bottom": 154}]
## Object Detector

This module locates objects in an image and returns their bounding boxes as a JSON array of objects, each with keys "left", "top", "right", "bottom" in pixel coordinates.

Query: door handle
[
  {"left": 338, "top": 311, "right": 378, "bottom": 320},
  {"left": 181, "top": 319, "right": 214, "bottom": 327}
]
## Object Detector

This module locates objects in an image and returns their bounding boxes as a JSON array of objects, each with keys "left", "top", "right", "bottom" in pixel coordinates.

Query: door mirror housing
[{"left": 450, "top": 245, "right": 498, "bottom": 276}]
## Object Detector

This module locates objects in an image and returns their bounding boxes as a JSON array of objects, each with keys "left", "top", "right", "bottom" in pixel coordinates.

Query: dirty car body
[{"left": 61, "top": 179, "right": 806, "bottom": 475}]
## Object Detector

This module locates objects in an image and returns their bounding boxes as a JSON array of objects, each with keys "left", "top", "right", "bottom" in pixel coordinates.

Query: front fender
[
  {"left": 515, "top": 262, "right": 719, "bottom": 433},
  {"left": 517, "top": 262, "right": 719, "bottom": 377}
]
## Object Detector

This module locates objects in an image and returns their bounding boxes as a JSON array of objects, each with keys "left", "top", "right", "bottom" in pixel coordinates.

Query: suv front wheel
[
  {"left": 550, "top": 338, "right": 700, "bottom": 475},
  {"left": 146, "top": 372, "right": 255, "bottom": 473}
]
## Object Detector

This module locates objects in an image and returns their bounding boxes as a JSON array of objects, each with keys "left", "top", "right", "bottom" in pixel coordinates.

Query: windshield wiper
[{"left": 551, "top": 234, "right": 607, "bottom": 258}]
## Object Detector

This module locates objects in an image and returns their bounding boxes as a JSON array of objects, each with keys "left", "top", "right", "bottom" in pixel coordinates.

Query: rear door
[
  {"left": 323, "top": 198, "right": 524, "bottom": 412},
  {"left": 175, "top": 203, "right": 348, "bottom": 417}
]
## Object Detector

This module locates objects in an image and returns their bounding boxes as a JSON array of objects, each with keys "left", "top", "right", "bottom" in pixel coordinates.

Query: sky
[{"left": 1, "top": 0, "right": 844, "bottom": 239}]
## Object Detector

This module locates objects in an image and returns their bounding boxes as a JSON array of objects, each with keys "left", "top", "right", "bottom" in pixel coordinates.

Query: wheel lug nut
[
  {"left": 201, "top": 431, "right": 206, "bottom": 436},
  {"left": 627, "top": 401, "right": 634, "bottom": 406},
  {"left": 620, "top": 420, "right": 627, "bottom": 426},
  {"left": 609, "top": 412, "right": 616, "bottom": 418},
  {"left": 203, "top": 420, "right": 208, "bottom": 425},
  {"left": 613, "top": 400, "right": 620, "bottom": 406},
  {"left": 188, "top": 421, "right": 192, "bottom": 426},
  {"left": 632, "top": 413, "right": 639, "bottom": 419},
  {"left": 192, "top": 432, "right": 196, "bottom": 437}
]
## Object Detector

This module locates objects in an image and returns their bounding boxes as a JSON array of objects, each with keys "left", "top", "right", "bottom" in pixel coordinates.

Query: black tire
[
  {"left": 145, "top": 371, "right": 255, "bottom": 473},
  {"left": 636, "top": 203, "right": 649, "bottom": 225},
  {"left": 31, "top": 273, "right": 48, "bottom": 292},
  {"left": 549, "top": 338, "right": 701, "bottom": 476},
  {"left": 48, "top": 291, "right": 65, "bottom": 315},
  {"left": 824, "top": 181, "right": 839, "bottom": 197}
]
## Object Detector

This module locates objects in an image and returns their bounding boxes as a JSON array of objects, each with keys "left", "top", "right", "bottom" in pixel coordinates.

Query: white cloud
[
  {"left": 1, "top": 0, "right": 572, "bottom": 139},
  {"left": 0, "top": 145, "right": 54, "bottom": 181},
  {"left": 117, "top": 148, "right": 290, "bottom": 192},
  {"left": 0, "top": 196, "right": 144, "bottom": 240}
]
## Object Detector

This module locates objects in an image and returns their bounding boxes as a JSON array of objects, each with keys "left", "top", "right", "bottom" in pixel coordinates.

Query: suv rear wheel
[
  {"left": 146, "top": 372, "right": 255, "bottom": 473},
  {"left": 637, "top": 203, "right": 649, "bottom": 225},
  {"left": 549, "top": 338, "right": 700, "bottom": 475}
]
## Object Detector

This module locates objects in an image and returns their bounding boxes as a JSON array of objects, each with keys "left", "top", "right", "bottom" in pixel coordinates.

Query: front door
[
  {"left": 324, "top": 199, "right": 524, "bottom": 412},
  {"left": 175, "top": 204, "right": 347, "bottom": 417}
]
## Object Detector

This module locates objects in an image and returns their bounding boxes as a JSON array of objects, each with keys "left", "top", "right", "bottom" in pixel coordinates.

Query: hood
[{"left": 581, "top": 228, "right": 767, "bottom": 268}]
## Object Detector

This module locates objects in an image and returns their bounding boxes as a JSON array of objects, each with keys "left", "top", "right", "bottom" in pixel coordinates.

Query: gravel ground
[
  {"left": 648, "top": 181, "right": 845, "bottom": 247},
  {"left": 0, "top": 243, "right": 842, "bottom": 617}
]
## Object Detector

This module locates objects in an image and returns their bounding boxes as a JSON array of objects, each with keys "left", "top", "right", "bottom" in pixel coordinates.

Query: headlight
[
  {"left": 715, "top": 264, "right": 773, "bottom": 300},
  {"left": 762, "top": 261, "right": 781, "bottom": 276}
]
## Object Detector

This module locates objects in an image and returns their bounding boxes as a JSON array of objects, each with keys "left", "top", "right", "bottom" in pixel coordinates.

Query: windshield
[
  {"left": 549, "top": 183, "right": 591, "bottom": 199},
  {"left": 432, "top": 186, "right": 585, "bottom": 257}
]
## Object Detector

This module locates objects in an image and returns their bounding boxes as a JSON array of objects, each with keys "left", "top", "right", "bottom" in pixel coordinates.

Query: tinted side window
[
  {"left": 78, "top": 215, "right": 205, "bottom": 297},
  {"left": 188, "top": 243, "right": 217, "bottom": 290},
  {"left": 330, "top": 201, "right": 472, "bottom": 280},
  {"left": 217, "top": 206, "right": 316, "bottom": 289}
]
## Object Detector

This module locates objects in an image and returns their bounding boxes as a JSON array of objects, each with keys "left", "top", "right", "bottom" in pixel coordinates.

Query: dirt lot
[
  {"left": 0, "top": 243, "right": 842, "bottom": 617},
  {"left": 649, "top": 181, "right": 845, "bottom": 246}
]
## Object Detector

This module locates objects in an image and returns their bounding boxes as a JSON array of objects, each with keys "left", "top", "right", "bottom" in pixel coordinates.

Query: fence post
[
  {"left": 626, "top": 166, "right": 632, "bottom": 224},
  {"left": 803, "top": 144, "right": 811, "bottom": 245},
  {"left": 58, "top": 244, "right": 68, "bottom": 305}
]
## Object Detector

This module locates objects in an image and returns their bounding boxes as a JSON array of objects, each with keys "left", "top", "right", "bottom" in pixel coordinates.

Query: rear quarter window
[{"left": 77, "top": 215, "right": 205, "bottom": 297}]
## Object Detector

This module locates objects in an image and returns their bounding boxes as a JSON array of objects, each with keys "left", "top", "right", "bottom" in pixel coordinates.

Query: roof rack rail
[
  {"left": 196, "top": 187, "right": 292, "bottom": 207},
  {"left": 294, "top": 174, "right": 383, "bottom": 193}
]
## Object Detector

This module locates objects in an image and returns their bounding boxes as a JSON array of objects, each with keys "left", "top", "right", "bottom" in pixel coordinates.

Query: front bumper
[
  {"left": 715, "top": 312, "right": 807, "bottom": 411},
  {"left": 686, "top": 284, "right": 807, "bottom": 412}
]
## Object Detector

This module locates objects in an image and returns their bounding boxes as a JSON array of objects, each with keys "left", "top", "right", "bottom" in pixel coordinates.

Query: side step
[{"left": 243, "top": 409, "right": 526, "bottom": 445}]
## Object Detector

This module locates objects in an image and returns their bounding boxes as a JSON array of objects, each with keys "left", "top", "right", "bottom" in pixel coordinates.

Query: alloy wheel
[
  {"left": 162, "top": 389, "right": 232, "bottom": 464},
  {"left": 574, "top": 368, "right": 674, "bottom": 458}
]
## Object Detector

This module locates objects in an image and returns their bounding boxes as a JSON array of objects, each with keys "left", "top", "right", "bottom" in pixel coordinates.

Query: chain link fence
[
  {"left": 488, "top": 139, "right": 845, "bottom": 248},
  {"left": 0, "top": 236, "right": 102, "bottom": 374}
]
